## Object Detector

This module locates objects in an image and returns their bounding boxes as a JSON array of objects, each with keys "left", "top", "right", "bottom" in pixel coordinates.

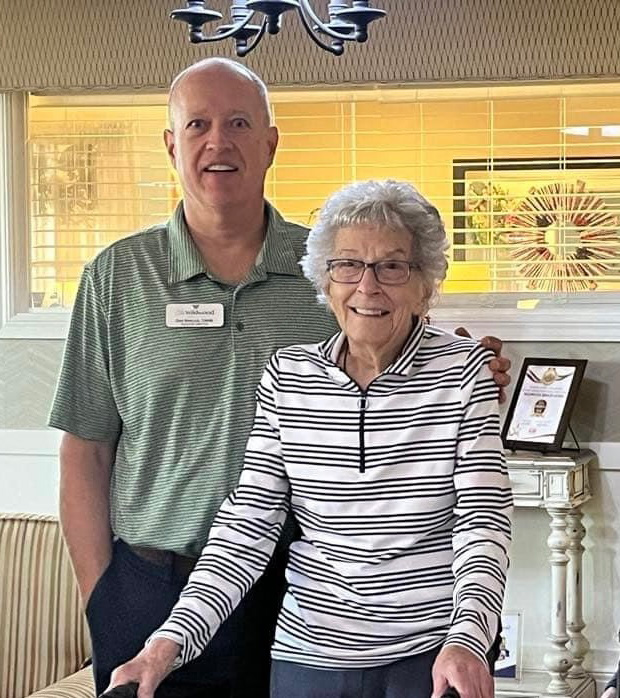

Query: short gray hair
[{"left": 301, "top": 179, "right": 449, "bottom": 313}]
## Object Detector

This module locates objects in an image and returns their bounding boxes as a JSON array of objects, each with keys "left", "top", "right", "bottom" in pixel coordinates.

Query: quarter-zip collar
[{"left": 318, "top": 315, "right": 426, "bottom": 385}]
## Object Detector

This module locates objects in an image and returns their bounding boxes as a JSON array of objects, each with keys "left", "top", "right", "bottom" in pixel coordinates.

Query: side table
[{"left": 496, "top": 449, "right": 596, "bottom": 698}]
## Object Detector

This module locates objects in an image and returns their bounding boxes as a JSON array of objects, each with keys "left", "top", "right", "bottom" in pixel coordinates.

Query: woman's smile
[{"left": 348, "top": 305, "right": 389, "bottom": 317}]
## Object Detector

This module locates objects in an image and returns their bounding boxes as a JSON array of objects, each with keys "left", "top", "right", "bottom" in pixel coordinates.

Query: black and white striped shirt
[{"left": 154, "top": 321, "right": 513, "bottom": 669}]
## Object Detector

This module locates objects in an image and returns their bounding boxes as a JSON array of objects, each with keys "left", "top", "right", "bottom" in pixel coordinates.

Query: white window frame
[
  {"left": 2, "top": 89, "right": 620, "bottom": 342},
  {"left": 0, "top": 92, "right": 70, "bottom": 339}
]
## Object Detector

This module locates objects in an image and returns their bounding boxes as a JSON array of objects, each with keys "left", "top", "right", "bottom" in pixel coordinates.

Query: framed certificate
[{"left": 502, "top": 358, "right": 587, "bottom": 452}]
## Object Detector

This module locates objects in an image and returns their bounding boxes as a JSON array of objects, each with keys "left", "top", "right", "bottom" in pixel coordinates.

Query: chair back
[{"left": 0, "top": 512, "right": 90, "bottom": 698}]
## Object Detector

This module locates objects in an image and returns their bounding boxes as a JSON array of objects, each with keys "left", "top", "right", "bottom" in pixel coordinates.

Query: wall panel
[{"left": 1, "top": 0, "right": 620, "bottom": 91}]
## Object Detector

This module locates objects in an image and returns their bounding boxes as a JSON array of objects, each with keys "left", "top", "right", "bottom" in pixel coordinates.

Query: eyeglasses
[{"left": 326, "top": 258, "right": 419, "bottom": 285}]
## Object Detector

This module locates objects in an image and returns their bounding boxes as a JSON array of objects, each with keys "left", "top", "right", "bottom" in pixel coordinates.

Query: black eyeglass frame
[{"left": 325, "top": 258, "right": 419, "bottom": 285}]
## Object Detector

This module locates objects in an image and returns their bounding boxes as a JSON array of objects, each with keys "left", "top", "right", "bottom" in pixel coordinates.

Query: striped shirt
[
  {"left": 153, "top": 321, "right": 513, "bottom": 668},
  {"left": 48, "top": 201, "right": 337, "bottom": 556}
]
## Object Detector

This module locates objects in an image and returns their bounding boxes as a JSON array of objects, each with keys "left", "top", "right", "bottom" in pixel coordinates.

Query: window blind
[{"left": 27, "top": 85, "right": 620, "bottom": 308}]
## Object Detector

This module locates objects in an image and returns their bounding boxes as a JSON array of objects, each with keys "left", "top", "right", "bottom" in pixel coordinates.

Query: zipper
[{"left": 358, "top": 394, "right": 368, "bottom": 473}]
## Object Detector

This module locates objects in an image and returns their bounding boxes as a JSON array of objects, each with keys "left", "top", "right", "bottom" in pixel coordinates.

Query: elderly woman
[{"left": 110, "top": 180, "right": 512, "bottom": 698}]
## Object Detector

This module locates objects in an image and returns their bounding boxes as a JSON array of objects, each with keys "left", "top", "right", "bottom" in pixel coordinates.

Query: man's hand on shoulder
[{"left": 454, "top": 327, "right": 511, "bottom": 403}]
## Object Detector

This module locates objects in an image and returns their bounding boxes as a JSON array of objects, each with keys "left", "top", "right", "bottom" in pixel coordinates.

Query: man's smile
[{"left": 202, "top": 163, "right": 238, "bottom": 172}]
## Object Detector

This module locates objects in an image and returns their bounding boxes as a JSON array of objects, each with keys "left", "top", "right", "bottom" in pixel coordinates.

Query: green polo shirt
[{"left": 49, "top": 202, "right": 338, "bottom": 556}]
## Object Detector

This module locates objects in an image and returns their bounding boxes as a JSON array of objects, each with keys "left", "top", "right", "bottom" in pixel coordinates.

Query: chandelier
[{"left": 170, "top": 1, "right": 387, "bottom": 56}]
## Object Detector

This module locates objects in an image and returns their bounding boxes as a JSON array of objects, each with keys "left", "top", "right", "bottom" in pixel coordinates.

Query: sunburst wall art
[
  {"left": 453, "top": 157, "right": 620, "bottom": 293},
  {"left": 502, "top": 180, "right": 620, "bottom": 292}
]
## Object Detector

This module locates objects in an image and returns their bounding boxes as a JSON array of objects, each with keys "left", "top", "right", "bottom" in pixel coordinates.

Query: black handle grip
[
  {"left": 441, "top": 688, "right": 460, "bottom": 698},
  {"left": 98, "top": 682, "right": 139, "bottom": 698}
]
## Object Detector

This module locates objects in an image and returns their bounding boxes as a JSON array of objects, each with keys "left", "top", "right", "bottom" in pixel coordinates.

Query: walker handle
[
  {"left": 441, "top": 687, "right": 460, "bottom": 698},
  {"left": 98, "top": 682, "right": 139, "bottom": 698}
]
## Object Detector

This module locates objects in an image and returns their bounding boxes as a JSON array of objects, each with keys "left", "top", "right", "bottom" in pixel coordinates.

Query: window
[
  {"left": 2, "top": 83, "right": 620, "bottom": 339},
  {"left": 28, "top": 96, "right": 176, "bottom": 309}
]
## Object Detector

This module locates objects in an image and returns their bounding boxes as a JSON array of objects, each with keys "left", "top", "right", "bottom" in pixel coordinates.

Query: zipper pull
[{"left": 358, "top": 396, "right": 368, "bottom": 410}]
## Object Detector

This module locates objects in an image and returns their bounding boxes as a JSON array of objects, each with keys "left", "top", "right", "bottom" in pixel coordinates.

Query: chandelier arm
[
  {"left": 236, "top": 15, "right": 268, "bottom": 56},
  {"left": 299, "top": 9, "right": 352, "bottom": 56},
  {"left": 298, "top": 0, "right": 356, "bottom": 41},
  {"left": 295, "top": 8, "right": 345, "bottom": 54},
  {"left": 196, "top": 10, "right": 256, "bottom": 42}
]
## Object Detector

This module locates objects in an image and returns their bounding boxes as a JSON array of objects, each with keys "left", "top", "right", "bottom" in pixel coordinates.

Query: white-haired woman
[{"left": 110, "top": 180, "right": 513, "bottom": 698}]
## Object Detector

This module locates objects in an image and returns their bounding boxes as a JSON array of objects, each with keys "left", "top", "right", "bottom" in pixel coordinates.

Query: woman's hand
[
  {"left": 431, "top": 644, "right": 494, "bottom": 698},
  {"left": 601, "top": 688, "right": 617, "bottom": 698},
  {"left": 105, "top": 637, "right": 181, "bottom": 698}
]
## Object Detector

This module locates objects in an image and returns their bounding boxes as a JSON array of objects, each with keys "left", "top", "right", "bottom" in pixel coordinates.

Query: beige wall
[
  {"left": 1, "top": 0, "right": 620, "bottom": 90},
  {"left": 2, "top": 338, "right": 619, "bottom": 438}
]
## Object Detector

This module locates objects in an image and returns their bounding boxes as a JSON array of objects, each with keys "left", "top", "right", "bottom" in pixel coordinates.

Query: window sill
[
  {"left": 0, "top": 311, "right": 70, "bottom": 339},
  {"left": 1, "top": 300, "right": 620, "bottom": 342},
  {"left": 432, "top": 294, "right": 620, "bottom": 342}
]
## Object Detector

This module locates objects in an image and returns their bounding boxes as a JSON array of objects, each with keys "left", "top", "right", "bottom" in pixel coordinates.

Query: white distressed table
[{"left": 495, "top": 449, "right": 596, "bottom": 698}]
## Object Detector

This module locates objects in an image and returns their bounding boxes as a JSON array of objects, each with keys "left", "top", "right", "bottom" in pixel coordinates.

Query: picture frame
[
  {"left": 494, "top": 611, "right": 523, "bottom": 680},
  {"left": 502, "top": 358, "right": 587, "bottom": 452},
  {"left": 451, "top": 156, "right": 620, "bottom": 292}
]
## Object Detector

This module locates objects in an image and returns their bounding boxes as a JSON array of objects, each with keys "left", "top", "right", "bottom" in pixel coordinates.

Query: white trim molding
[
  {"left": 2, "top": 287, "right": 620, "bottom": 343},
  {"left": 433, "top": 294, "right": 620, "bottom": 342},
  {"left": 0, "top": 428, "right": 62, "bottom": 456},
  {"left": 0, "top": 310, "right": 70, "bottom": 339},
  {"left": 2, "top": 301, "right": 620, "bottom": 342},
  {"left": 0, "top": 91, "right": 29, "bottom": 329},
  {"left": 0, "top": 429, "right": 61, "bottom": 515}
]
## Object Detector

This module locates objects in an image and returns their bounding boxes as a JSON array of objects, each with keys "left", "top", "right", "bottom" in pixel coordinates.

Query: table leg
[
  {"left": 544, "top": 507, "right": 573, "bottom": 694},
  {"left": 566, "top": 508, "right": 590, "bottom": 678}
]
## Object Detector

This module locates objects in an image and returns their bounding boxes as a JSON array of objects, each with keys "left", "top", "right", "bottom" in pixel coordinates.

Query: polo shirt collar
[
  {"left": 319, "top": 316, "right": 426, "bottom": 380},
  {"left": 260, "top": 204, "right": 306, "bottom": 277},
  {"left": 167, "top": 202, "right": 207, "bottom": 285},
  {"left": 167, "top": 201, "right": 304, "bottom": 286}
]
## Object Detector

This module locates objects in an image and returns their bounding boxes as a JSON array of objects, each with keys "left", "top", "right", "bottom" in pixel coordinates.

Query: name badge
[{"left": 165, "top": 303, "right": 224, "bottom": 328}]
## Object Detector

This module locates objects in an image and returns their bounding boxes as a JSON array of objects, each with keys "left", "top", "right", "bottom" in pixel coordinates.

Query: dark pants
[
  {"left": 86, "top": 539, "right": 287, "bottom": 698},
  {"left": 270, "top": 625, "right": 502, "bottom": 698},
  {"left": 270, "top": 647, "right": 442, "bottom": 698},
  {"left": 88, "top": 538, "right": 502, "bottom": 698}
]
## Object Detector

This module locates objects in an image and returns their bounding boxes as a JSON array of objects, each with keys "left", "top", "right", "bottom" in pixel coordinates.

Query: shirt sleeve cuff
[
  {"left": 444, "top": 616, "right": 495, "bottom": 666},
  {"left": 145, "top": 630, "right": 186, "bottom": 670}
]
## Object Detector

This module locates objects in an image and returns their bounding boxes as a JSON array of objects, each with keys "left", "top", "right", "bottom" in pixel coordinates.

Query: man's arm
[{"left": 59, "top": 432, "right": 115, "bottom": 604}]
